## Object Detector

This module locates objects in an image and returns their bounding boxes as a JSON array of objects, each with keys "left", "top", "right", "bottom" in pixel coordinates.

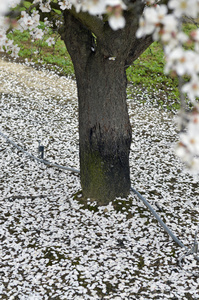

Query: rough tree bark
[{"left": 62, "top": 7, "right": 153, "bottom": 205}]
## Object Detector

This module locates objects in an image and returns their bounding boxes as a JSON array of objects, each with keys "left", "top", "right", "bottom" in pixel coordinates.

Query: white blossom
[
  {"left": 39, "top": 0, "right": 51, "bottom": 12},
  {"left": 176, "top": 106, "right": 199, "bottom": 170},
  {"left": 169, "top": 0, "right": 199, "bottom": 18},
  {"left": 0, "top": 2, "right": 9, "bottom": 15},
  {"left": 46, "top": 37, "right": 55, "bottom": 46},
  {"left": 182, "top": 76, "right": 199, "bottom": 101},
  {"left": 108, "top": 14, "right": 125, "bottom": 30},
  {"left": 58, "top": 0, "right": 72, "bottom": 10},
  {"left": 81, "top": 0, "right": 106, "bottom": 15},
  {"left": 136, "top": 5, "right": 168, "bottom": 39}
]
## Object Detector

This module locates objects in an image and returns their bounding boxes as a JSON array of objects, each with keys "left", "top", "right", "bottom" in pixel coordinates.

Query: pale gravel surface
[{"left": 0, "top": 58, "right": 199, "bottom": 299}]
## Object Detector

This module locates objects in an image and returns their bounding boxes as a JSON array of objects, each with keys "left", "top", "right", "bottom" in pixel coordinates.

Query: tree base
[{"left": 80, "top": 149, "right": 131, "bottom": 206}]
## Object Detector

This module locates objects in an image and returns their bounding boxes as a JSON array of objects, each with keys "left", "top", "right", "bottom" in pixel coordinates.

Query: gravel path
[{"left": 0, "top": 58, "right": 199, "bottom": 299}]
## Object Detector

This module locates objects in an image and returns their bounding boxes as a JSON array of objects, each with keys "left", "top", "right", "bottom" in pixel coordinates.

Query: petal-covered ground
[{"left": 0, "top": 58, "right": 199, "bottom": 299}]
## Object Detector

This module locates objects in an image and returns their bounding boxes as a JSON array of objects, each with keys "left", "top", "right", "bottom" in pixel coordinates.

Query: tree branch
[
  {"left": 69, "top": 6, "right": 104, "bottom": 39},
  {"left": 125, "top": 34, "right": 153, "bottom": 68}
]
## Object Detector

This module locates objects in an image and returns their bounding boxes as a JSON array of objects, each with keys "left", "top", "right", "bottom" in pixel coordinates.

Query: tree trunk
[
  {"left": 62, "top": 10, "right": 153, "bottom": 205},
  {"left": 77, "top": 56, "right": 132, "bottom": 205}
]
